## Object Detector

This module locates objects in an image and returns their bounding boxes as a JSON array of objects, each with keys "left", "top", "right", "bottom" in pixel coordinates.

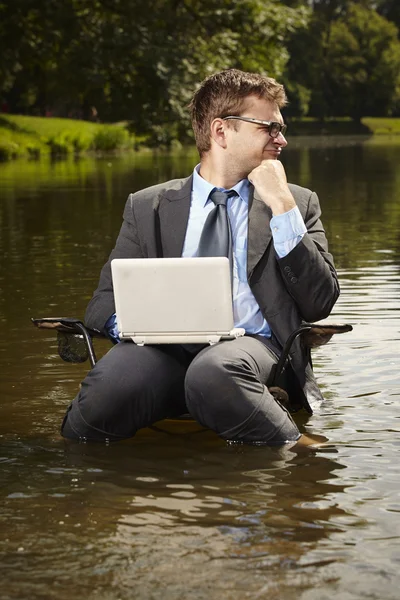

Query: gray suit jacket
[{"left": 85, "top": 175, "right": 340, "bottom": 412}]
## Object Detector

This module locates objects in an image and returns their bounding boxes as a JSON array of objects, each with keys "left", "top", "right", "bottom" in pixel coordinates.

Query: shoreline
[{"left": 1, "top": 114, "right": 400, "bottom": 162}]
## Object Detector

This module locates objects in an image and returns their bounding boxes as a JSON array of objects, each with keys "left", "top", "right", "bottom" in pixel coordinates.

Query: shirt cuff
[
  {"left": 270, "top": 206, "right": 307, "bottom": 258},
  {"left": 105, "top": 313, "right": 121, "bottom": 344}
]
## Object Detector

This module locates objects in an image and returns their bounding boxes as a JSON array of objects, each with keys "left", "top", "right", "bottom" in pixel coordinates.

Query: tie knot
[{"left": 209, "top": 189, "right": 237, "bottom": 207}]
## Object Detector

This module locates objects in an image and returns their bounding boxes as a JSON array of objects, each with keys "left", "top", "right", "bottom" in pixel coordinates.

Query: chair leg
[
  {"left": 267, "top": 324, "right": 313, "bottom": 387},
  {"left": 71, "top": 321, "right": 97, "bottom": 368}
]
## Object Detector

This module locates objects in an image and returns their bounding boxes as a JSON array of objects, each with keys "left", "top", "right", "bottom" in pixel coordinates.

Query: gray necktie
[
  {"left": 182, "top": 189, "right": 237, "bottom": 354},
  {"left": 197, "top": 190, "right": 237, "bottom": 262}
]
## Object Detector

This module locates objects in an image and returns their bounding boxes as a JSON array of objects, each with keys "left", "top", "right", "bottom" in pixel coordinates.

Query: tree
[
  {"left": 103, "top": 0, "right": 310, "bottom": 141},
  {"left": 0, "top": 0, "right": 309, "bottom": 141},
  {"left": 375, "top": 0, "right": 400, "bottom": 33},
  {"left": 324, "top": 3, "right": 400, "bottom": 120},
  {"left": 283, "top": 1, "right": 400, "bottom": 119},
  {"left": 282, "top": 0, "right": 348, "bottom": 118}
]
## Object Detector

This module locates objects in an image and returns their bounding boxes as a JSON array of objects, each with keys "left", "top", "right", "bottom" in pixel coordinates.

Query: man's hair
[{"left": 189, "top": 68, "right": 287, "bottom": 156}]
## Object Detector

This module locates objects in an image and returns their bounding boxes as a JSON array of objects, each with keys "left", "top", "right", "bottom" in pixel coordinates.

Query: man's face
[{"left": 224, "top": 96, "right": 287, "bottom": 177}]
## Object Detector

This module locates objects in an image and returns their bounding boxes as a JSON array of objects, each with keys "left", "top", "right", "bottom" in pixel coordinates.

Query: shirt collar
[{"left": 192, "top": 164, "right": 250, "bottom": 207}]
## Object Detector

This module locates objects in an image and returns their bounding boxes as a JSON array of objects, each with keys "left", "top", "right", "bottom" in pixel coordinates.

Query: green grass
[
  {"left": 289, "top": 116, "right": 400, "bottom": 136},
  {"left": 362, "top": 117, "right": 400, "bottom": 135},
  {"left": 0, "top": 114, "right": 139, "bottom": 161},
  {"left": 1, "top": 113, "right": 400, "bottom": 161},
  {"left": 1, "top": 114, "right": 103, "bottom": 137}
]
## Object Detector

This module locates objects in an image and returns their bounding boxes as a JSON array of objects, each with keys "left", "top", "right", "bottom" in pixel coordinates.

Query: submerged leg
[
  {"left": 61, "top": 342, "right": 189, "bottom": 442},
  {"left": 185, "top": 336, "right": 300, "bottom": 445}
]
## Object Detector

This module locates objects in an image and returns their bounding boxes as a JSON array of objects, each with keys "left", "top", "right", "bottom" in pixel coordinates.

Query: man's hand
[{"left": 248, "top": 160, "right": 296, "bottom": 215}]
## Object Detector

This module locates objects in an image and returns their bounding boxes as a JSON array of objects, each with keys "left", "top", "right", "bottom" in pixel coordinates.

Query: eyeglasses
[{"left": 223, "top": 116, "right": 287, "bottom": 138}]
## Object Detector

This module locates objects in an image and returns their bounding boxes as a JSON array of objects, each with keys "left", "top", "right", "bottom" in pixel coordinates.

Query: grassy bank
[
  {"left": 0, "top": 114, "right": 142, "bottom": 161},
  {"left": 288, "top": 116, "right": 400, "bottom": 136},
  {"left": 1, "top": 114, "right": 400, "bottom": 161}
]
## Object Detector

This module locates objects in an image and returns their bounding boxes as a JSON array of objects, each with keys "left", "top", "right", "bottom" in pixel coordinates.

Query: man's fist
[{"left": 248, "top": 160, "right": 296, "bottom": 215}]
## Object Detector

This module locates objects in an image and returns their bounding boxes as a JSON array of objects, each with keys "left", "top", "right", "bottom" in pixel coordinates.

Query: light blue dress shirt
[{"left": 105, "top": 165, "right": 307, "bottom": 342}]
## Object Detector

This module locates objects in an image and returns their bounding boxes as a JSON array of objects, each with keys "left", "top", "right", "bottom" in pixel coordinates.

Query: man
[{"left": 61, "top": 69, "right": 339, "bottom": 446}]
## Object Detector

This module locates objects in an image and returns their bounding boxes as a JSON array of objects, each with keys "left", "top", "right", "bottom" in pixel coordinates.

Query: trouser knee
[
  {"left": 184, "top": 342, "right": 299, "bottom": 444},
  {"left": 184, "top": 350, "right": 256, "bottom": 431},
  {"left": 61, "top": 342, "right": 189, "bottom": 442}
]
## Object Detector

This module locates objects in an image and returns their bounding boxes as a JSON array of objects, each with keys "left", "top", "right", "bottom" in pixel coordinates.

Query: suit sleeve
[
  {"left": 84, "top": 194, "right": 144, "bottom": 333},
  {"left": 277, "top": 190, "right": 339, "bottom": 322}
]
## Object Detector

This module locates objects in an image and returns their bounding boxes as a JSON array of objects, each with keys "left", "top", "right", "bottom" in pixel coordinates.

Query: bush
[
  {"left": 45, "top": 133, "right": 71, "bottom": 156},
  {"left": 145, "top": 124, "right": 180, "bottom": 149},
  {"left": 26, "top": 144, "right": 41, "bottom": 159},
  {"left": 70, "top": 133, "right": 91, "bottom": 153},
  {"left": 91, "top": 126, "right": 129, "bottom": 151},
  {"left": 0, "top": 141, "right": 19, "bottom": 161}
]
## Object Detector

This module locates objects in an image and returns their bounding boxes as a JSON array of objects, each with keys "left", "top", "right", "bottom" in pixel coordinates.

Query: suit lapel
[
  {"left": 158, "top": 175, "right": 193, "bottom": 258},
  {"left": 247, "top": 186, "right": 273, "bottom": 277},
  {"left": 155, "top": 176, "right": 273, "bottom": 269}
]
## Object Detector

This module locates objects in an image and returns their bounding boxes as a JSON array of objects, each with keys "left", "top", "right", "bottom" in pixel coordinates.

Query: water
[{"left": 0, "top": 138, "right": 399, "bottom": 599}]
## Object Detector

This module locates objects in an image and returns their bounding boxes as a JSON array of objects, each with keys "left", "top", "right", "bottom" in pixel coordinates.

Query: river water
[{"left": 0, "top": 137, "right": 399, "bottom": 600}]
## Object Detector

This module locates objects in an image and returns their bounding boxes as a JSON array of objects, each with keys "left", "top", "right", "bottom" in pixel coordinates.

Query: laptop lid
[{"left": 111, "top": 257, "right": 243, "bottom": 344}]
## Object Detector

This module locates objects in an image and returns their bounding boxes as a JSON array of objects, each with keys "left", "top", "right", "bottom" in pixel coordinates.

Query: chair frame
[{"left": 32, "top": 317, "right": 352, "bottom": 386}]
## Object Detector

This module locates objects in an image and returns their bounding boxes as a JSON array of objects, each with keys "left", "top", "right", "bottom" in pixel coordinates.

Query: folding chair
[{"left": 32, "top": 316, "right": 352, "bottom": 417}]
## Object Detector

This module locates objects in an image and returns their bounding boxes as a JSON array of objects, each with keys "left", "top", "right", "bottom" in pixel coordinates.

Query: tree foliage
[
  {"left": 1, "top": 0, "right": 400, "bottom": 138},
  {"left": 0, "top": 0, "right": 308, "bottom": 139},
  {"left": 283, "top": 1, "right": 400, "bottom": 119},
  {"left": 325, "top": 4, "right": 400, "bottom": 119},
  {"left": 375, "top": 0, "right": 400, "bottom": 32}
]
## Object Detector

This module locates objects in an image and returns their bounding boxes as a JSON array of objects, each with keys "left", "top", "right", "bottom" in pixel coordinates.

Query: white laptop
[{"left": 111, "top": 257, "right": 245, "bottom": 345}]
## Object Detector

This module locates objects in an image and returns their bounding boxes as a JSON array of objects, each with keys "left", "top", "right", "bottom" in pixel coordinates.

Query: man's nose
[{"left": 274, "top": 132, "right": 288, "bottom": 147}]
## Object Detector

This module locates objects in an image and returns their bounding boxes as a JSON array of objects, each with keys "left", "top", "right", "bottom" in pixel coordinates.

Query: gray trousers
[{"left": 61, "top": 336, "right": 300, "bottom": 444}]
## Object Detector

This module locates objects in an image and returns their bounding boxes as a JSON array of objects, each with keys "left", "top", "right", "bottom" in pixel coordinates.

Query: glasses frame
[{"left": 222, "top": 115, "right": 287, "bottom": 138}]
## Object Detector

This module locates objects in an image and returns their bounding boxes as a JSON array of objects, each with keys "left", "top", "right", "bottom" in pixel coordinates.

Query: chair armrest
[
  {"left": 31, "top": 317, "right": 101, "bottom": 368},
  {"left": 303, "top": 323, "right": 353, "bottom": 348},
  {"left": 268, "top": 322, "right": 353, "bottom": 387},
  {"left": 31, "top": 317, "right": 103, "bottom": 338}
]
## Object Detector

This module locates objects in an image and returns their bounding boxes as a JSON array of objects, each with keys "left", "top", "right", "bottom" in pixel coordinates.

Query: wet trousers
[{"left": 61, "top": 335, "right": 301, "bottom": 444}]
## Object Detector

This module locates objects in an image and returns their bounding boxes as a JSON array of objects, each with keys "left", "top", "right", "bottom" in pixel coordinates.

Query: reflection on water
[
  {"left": 1, "top": 435, "right": 349, "bottom": 599},
  {"left": 0, "top": 137, "right": 399, "bottom": 599}
]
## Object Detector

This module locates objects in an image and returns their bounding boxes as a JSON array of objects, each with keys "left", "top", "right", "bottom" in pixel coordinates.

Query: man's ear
[{"left": 210, "top": 118, "right": 228, "bottom": 149}]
